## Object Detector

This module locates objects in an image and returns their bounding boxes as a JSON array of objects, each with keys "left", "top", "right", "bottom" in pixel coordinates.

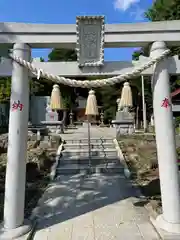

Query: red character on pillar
[
  {"left": 161, "top": 98, "right": 170, "bottom": 108},
  {"left": 12, "top": 100, "right": 24, "bottom": 111}
]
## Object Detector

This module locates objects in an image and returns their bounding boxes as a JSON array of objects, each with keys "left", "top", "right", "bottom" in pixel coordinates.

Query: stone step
[
  {"left": 59, "top": 157, "right": 119, "bottom": 165},
  {"left": 64, "top": 142, "right": 115, "bottom": 149},
  {"left": 62, "top": 149, "right": 117, "bottom": 158},
  {"left": 64, "top": 138, "right": 114, "bottom": 144},
  {"left": 56, "top": 163, "right": 124, "bottom": 175},
  {"left": 62, "top": 148, "right": 116, "bottom": 153}
]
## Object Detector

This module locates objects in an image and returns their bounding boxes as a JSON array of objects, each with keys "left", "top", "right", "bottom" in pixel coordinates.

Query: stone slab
[{"left": 76, "top": 16, "right": 105, "bottom": 67}]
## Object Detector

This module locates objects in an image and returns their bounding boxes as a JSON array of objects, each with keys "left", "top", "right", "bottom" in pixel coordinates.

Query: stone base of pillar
[
  {"left": 151, "top": 214, "right": 180, "bottom": 234},
  {"left": 112, "top": 111, "right": 135, "bottom": 137},
  {"left": 112, "top": 120, "right": 135, "bottom": 138},
  {"left": 0, "top": 220, "right": 31, "bottom": 239}
]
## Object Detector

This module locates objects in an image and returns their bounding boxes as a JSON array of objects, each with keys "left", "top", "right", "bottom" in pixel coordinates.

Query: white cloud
[
  {"left": 130, "top": 7, "right": 145, "bottom": 21},
  {"left": 114, "top": 0, "right": 140, "bottom": 11}
]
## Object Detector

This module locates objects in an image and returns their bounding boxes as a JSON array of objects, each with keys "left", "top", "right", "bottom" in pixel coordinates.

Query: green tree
[
  {"left": 48, "top": 49, "right": 77, "bottom": 62},
  {"left": 134, "top": 0, "right": 180, "bottom": 59},
  {"left": 132, "top": 46, "right": 150, "bottom": 60},
  {"left": 145, "top": 0, "right": 180, "bottom": 91},
  {"left": 0, "top": 78, "right": 11, "bottom": 103},
  {"left": 40, "top": 57, "right": 45, "bottom": 62},
  {"left": 98, "top": 85, "right": 120, "bottom": 123},
  {"left": 145, "top": 0, "right": 180, "bottom": 21},
  {"left": 29, "top": 79, "right": 52, "bottom": 96},
  {"left": 145, "top": 0, "right": 180, "bottom": 56},
  {"left": 47, "top": 48, "right": 77, "bottom": 108}
]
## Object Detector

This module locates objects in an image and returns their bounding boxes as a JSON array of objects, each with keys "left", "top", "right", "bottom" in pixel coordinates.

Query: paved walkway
[
  {"left": 31, "top": 173, "right": 160, "bottom": 240},
  {"left": 61, "top": 126, "right": 116, "bottom": 140},
  {"left": 29, "top": 127, "right": 160, "bottom": 239}
]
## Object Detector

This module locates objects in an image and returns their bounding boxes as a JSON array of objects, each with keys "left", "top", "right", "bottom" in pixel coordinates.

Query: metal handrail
[{"left": 100, "top": 137, "right": 108, "bottom": 169}]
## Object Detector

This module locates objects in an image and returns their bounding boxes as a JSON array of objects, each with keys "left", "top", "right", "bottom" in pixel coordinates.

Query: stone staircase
[{"left": 56, "top": 138, "right": 124, "bottom": 175}]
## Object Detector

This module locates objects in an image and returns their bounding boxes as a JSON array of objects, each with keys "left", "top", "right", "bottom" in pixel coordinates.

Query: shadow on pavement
[{"left": 34, "top": 173, "right": 140, "bottom": 232}]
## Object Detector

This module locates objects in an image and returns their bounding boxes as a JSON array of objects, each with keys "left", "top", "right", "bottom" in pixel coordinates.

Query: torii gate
[{"left": 0, "top": 16, "right": 180, "bottom": 238}]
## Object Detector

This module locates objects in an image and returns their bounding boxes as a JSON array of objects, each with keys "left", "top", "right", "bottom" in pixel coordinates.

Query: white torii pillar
[
  {"left": 0, "top": 43, "right": 31, "bottom": 239},
  {"left": 150, "top": 41, "right": 180, "bottom": 233}
]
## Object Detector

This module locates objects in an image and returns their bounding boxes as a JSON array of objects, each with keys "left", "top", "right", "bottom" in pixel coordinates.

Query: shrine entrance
[{"left": 0, "top": 16, "right": 180, "bottom": 238}]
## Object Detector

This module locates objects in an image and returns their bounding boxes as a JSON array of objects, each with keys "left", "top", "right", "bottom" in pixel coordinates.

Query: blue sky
[{"left": 0, "top": 0, "right": 153, "bottom": 61}]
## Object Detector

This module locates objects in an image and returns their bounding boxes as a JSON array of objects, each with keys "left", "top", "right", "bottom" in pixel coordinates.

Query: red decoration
[
  {"left": 161, "top": 98, "right": 170, "bottom": 108},
  {"left": 12, "top": 100, "right": 24, "bottom": 111}
]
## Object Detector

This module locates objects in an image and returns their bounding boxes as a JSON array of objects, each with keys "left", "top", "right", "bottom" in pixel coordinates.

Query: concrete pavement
[{"left": 31, "top": 173, "right": 160, "bottom": 240}]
